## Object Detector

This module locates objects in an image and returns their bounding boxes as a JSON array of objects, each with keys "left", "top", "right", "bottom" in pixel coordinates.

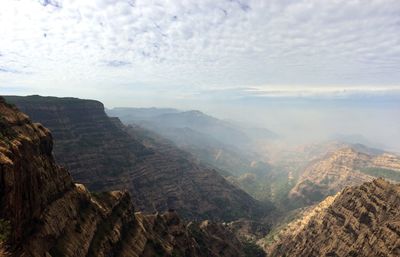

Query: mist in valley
[{"left": 1, "top": 0, "right": 400, "bottom": 256}]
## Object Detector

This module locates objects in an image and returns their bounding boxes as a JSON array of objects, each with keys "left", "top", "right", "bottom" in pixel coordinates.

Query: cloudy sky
[
  {"left": 0, "top": 0, "right": 399, "bottom": 150},
  {"left": 0, "top": 0, "right": 400, "bottom": 107}
]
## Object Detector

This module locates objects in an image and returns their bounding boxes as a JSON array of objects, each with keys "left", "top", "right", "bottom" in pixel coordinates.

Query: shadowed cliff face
[
  {"left": 0, "top": 97, "right": 247, "bottom": 257},
  {"left": 0, "top": 98, "right": 74, "bottom": 243},
  {"left": 4, "top": 95, "right": 265, "bottom": 221},
  {"left": 265, "top": 179, "right": 400, "bottom": 257}
]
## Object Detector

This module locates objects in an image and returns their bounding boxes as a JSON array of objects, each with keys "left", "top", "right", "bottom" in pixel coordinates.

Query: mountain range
[
  {"left": 1, "top": 95, "right": 400, "bottom": 257},
  {"left": 4, "top": 95, "right": 266, "bottom": 221},
  {"left": 107, "top": 107, "right": 277, "bottom": 177},
  {"left": 0, "top": 96, "right": 249, "bottom": 257}
]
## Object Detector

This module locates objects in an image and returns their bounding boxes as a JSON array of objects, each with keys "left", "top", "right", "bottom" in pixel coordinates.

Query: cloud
[
  {"left": 0, "top": 0, "right": 399, "bottom": 99},
  {"left": 38, "top": 0, "right": 62, "bottom": 8},
  {"left": 191, "top": 85, "right": 400, "bottom": 102},
  {"left": 0, "top": 67, "right": 21, "bottom": 74},
  {"left": 103, "top": 60, "right": 131, "bottom": 67}
]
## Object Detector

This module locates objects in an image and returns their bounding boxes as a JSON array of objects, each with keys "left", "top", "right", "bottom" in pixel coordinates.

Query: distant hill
[
  {"left": 330, "top": 133, "right": 387, "bottom": 150},
  {"left": 107, "top": 107, "right": 180, "bottom": 120},
  {"left": 107, "top": 107, "right": 276, "bottom": 176},
  {"left": 108, "top": 108, "right": 252, "bottom": 146}
]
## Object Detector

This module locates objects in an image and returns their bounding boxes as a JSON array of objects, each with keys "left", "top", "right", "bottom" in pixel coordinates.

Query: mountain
[
  {"left": 107, "top": 107, "right": 275, "bottom": 176},
  {"left": 4, "top": 95, "right": 265, "bottom": 221},
  {"left": 263, "top": 179, "right": 400, "bottom": 257},
  {"left": 330, "top": 133, "right": 387, "bottom": 150},
  {"left": 0, "top": 97, "right": 247, "bottom": 257},
  {"left": 289, "top": 146, "right": 400, "bottom": 206},
  {"left": 107, "top": 108, "right": 253, "bottom": 150},
  {"left": 106, "top": 107, "right": 180, "bottom": 121}
]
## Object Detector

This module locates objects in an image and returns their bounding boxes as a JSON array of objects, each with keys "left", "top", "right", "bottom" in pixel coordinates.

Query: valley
[
  {"left": 0, "top": 96, "right": 248, "bottom": 257},
  {"left": 2, "top": 1, "right": 399, "bottom": 256},
  {"left": 1, "top": 95, "right": 400, "bottom": 257},
  {"left": 4, "top": 95, "right": 265, "bottom": 222}
]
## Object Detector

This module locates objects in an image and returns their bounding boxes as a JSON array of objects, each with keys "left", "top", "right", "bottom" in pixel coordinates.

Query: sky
[{"left": 0, "top": 0, "right": 399, "bottom": 150}]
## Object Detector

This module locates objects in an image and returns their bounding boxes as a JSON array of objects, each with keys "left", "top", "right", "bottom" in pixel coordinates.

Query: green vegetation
[
  {"left": 0, "top": 219, "right": 11, "bottom": 243},
  {"left": 360, "top": 167, "right": 400, "bottom": 182},
  {"left": 189, "top": 225, "right": 209, "bottom": 254},
  {"left": 242, "top": 241, "right": 266, "bottom": 257},
  {"left": 234, "top": 165, "right": 300, "bottom": 212},
  {"left": 262, "top": 207, "right": 305, "bottom": 248}
]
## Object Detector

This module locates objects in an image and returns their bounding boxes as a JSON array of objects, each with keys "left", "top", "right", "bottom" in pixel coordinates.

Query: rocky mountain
[
  {"left": 264, "top": 179, "right": 400, "bottom": 257},
  {"left": 4, "top": 95, "right": 264, "bottom": 221},
  {"left": 0, "top": 96, "right": 247, "bottom": 257},
  {"left": 289, "top": 147, "right": 400, "bottom": 205}
]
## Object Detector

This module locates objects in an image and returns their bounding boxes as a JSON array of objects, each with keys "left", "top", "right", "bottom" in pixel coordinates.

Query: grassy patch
[{"left": 360, "top": 167, "right": 400, "bottom": 182}]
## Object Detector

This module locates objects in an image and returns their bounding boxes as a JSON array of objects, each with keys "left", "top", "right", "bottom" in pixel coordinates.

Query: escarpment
[
  {"left": 289, "top": 147, "right": 385, "bottom": 205},
  {"left": 4, "top": 95, "right": 264, "bottom": 221},
  {"left": 266, "top": 179, "right": 400, "bottom": 257},
  {"left": 3, "top": 96, "right": 148, "bottom": 190},
  {"left": 0, "top": 97, "right": 247, "bottom": 257}
]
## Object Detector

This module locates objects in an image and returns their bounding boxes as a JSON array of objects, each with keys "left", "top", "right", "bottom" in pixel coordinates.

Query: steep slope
[
  {"left": 289, "top": 147, "right": 400, "bottom": 205},
  {"left": 4, "top": 95, "right": 264, "bottom": 221},
  {"left": 265, "top": 179, "right": 400, "bottom": 257},
  {"left": 0, "top": 97, "right": 246, "bottom": 257}
]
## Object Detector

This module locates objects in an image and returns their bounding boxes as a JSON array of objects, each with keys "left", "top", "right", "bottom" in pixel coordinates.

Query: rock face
[
  {"left": 4, "top": 95, "right": 264, "bottom": 221},
  {"left": 0, "top": 97, "right": 246, "bottom": 257},
  {"left": 289, "top": 147, "right": 400, "bottom": 205},
  {"left": 266, "top": 179, "right": 400, "bottom": 257}
]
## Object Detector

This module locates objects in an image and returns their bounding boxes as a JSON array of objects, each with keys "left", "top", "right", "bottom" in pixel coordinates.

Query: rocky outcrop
[
  {"left": 4, "top": 95, "right": 264, "bottom": 221},
  {"left": 0, "top": 97, "right": 246, "bottom": 257},
  {"left": 289, "top": 147, "right": 395, "bottom": 205},
  {"left": 266, "top": 179, "right": 400, "bottom": 257},
  {"left": 372, "top": 153, "right": 400, "bottom": 171}
]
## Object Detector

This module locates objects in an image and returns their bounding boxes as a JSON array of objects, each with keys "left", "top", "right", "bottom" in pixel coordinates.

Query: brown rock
[
  {"left": 0, "top": 97, "right": 246, "bottom": 257},
  {"left": 266, "top": 179, "right": 400, "bottom": 257},
  {"left": 4, "top": 95, "right": 264, "bottom": 221}
]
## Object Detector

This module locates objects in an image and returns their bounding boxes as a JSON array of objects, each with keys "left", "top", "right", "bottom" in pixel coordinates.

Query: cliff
[
  {"left": 289, "top": 147, "right": 400, "bottom": 205},
  {"left": 4, "top": 95, "right": 264, "bottom": 221},
  {"left": 0, "top": 97, "right": 246, "bottom": 257},
  {"left": 265, "top": 179, "right": 400, "bottom": 257}
]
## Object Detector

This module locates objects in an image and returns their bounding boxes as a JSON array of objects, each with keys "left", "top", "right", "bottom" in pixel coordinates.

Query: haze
[{"left": 1, "top": 0, "right": 399, "bottom": 151}]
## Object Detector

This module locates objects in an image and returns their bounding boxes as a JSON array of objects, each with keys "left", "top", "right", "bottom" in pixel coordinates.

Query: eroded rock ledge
[{"left": 266, "top": 179, "right": 400, "bottom": 257}]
